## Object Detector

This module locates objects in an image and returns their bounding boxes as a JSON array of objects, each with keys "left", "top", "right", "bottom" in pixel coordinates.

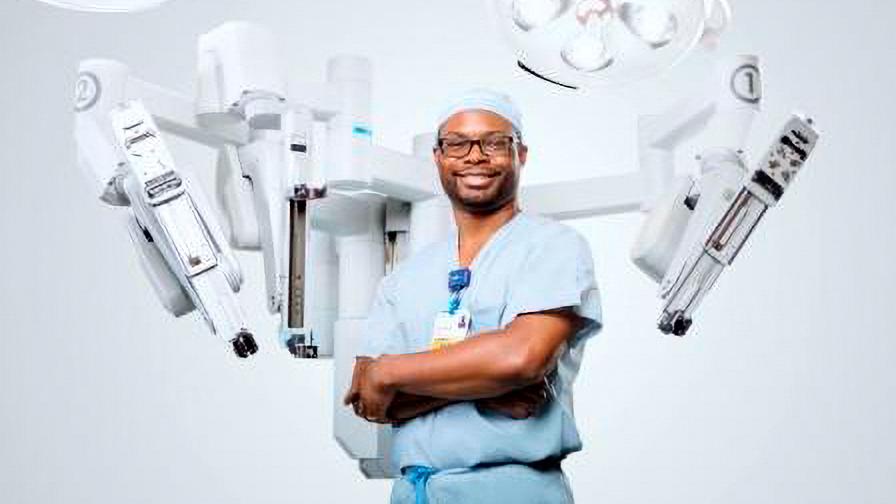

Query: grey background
[{"left": 1, "top": 0, "right": 894, "bottom": 502}]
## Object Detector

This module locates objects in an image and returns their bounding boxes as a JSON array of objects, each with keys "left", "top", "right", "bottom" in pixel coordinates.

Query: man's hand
[
  {"left": 476, "top": 378, "right": 552, "bottom": 419},
  {"left": 343, "top": 356, "right": 397, "bottom": 424},
  {"left": 343, "top": 356, "right": 371, "bottom": 418}
]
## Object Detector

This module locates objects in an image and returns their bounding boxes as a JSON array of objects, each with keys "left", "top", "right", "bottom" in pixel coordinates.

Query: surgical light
[
  {"left": 490, "top": 0, "right": 731, "bottom": 89},
  {"left": 561, "top": 7, "right": 614, "bottom": 72},
  {"left": 32, "top": 0, "right": 172, "bottom": 12},
  {"left": 619, "top": 2, "right": 678, "bottom": 49},
  {"left": 512, "top": 0, "right": 572, "bottom": 31}
]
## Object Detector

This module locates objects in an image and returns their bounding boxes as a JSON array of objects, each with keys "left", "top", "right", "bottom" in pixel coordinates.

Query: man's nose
[{"left": 465, "top": 141, "right": 488, "bottom": 163}]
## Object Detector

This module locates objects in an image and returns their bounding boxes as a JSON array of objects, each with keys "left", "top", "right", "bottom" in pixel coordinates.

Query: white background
[{"left": 1, "top": 0, "right": 894, "bottom": 503}]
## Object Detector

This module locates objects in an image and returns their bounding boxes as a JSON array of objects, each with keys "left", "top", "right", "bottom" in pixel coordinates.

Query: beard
[{"left": 440, "top": 168, "right": 520, "bottom": 215}]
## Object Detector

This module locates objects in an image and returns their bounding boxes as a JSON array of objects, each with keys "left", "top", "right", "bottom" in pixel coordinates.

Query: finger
[
  {"left": 345, "top": 377, "right": 363, "bottom": 405},
  {"left": 511, "top": 391, "right": 540, "bottom": 407},
  {"left": 345, "top": 375, "right": 359, "bottom": 406},
  {"left": 508, "top": 404, "right": 529, "bottom": 419},
  {"left": 366, "top": 403, "right": 386, "bottom": 424},
  {"left": 346, "top": 360, "right": 371, "bottom": 405},
  {"left": 361, "top": 406, "right": 386, "bottom": 423}
]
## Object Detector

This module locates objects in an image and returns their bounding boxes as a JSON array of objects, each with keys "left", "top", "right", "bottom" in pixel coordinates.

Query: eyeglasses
[{"left": 436, "top": 135, "right": 516, "bottom": 159}]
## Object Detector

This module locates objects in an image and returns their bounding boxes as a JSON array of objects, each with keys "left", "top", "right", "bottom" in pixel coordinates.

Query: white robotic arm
[
  {"left": 75, "top": 91, "right": 257, "bottom": 357},
  {"left": 194, "top": 22, "right": 322, "bottom": 357},
  {"left": 630, "top": 58, "right": 820, "bottom": 335},
  {"left": 647, "top": 115, "right": 819, "bottom": 335},
  {"left": 195, "top": 23, "right": 442, "bottom": 360},
  {"left": 73, "top": 23, "right": 445, "bottom": 367},
  {"left": 111, "top": 102, "right": 258, "bottom": 354},
  {"left": 513, "top": 55, "right": 819, "bottom": 336}
]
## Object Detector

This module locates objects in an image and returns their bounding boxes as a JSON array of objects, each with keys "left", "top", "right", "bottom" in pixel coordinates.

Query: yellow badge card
[{"left": 430, "top": 309, "right": 472, "bottom": 351}]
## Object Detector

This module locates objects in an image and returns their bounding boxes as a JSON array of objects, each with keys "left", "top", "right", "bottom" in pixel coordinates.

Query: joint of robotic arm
[
  {"left": 241, "top": 91, "right": 287, "bottom": 130},
  {"left": 99, "top": 165, "right": 132, "bottom": 206}
]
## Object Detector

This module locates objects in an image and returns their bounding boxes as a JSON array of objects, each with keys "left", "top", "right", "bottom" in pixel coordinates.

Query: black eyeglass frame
[{"left": 435, "top": 135, "right": 519, "bottom": 159}]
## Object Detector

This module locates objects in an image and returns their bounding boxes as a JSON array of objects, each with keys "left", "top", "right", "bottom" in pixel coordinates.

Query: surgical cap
[{"left": 437, "top": 88, "right": 523, "bottom": 134}]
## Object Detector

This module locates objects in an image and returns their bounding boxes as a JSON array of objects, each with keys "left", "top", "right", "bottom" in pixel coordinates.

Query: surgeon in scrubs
[{"left": 344, "top": 89, "right": 602, "bottom": 504}]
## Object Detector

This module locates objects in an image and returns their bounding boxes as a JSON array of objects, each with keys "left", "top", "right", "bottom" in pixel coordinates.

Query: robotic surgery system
[{"left": 69, "top": 0, "right": 819, "bottom": 479}]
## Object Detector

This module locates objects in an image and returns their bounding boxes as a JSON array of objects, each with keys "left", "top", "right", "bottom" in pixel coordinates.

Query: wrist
[{"left": 373, "top": 355, "right": 401, "bottom": 392}]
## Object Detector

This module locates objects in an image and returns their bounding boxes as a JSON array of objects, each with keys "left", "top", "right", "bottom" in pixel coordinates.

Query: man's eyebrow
[{"left": 440, "top": 130, "right": 509, "bottom": 138}]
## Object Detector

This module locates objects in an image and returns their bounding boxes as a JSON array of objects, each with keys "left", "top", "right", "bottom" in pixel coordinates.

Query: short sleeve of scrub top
[{"left": 503, "top": 227, "right": 602, "bottom": 343}]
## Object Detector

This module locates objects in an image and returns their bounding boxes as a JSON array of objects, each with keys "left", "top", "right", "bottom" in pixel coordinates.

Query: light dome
[
  {"left": 33, "top": 0, "right": 173, "bottom": 13},
  {"left": 491, "top": 0, "right": 731, "bottom": 89}
]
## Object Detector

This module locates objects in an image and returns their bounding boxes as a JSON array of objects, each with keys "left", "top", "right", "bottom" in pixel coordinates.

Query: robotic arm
[
  {"left": 73, "top": 23, "right": 444, "bottom": 364},
  {"left": 630, "top": 58, "right": 820, "bottom": 335},
  {"left": 634, "top": 115, "right": 819, "bottom": 335},
  {"left": 515, "top": 55, "right": 819, "bottom": 336},
  {"left": 111, "top": 102, "right": 258, "bottom": 355},
  {"left": 195, "top": 23, "right": 327, "bottom": 358},
  {"left": 76, "top": 92, "right": 257, "bottom": 357},
  {"left": 195, "top": 23, "right": 441, "bottom": 360}
]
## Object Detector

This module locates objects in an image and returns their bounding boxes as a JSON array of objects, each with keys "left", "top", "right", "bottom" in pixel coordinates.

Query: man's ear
[{"left": 517, "top": 144, "right": 529, "bottom": 166}]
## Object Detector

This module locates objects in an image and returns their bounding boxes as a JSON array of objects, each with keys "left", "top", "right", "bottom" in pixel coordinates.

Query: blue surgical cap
[{"left": 437, "top": 88, "right": 523, "bottom": 134}]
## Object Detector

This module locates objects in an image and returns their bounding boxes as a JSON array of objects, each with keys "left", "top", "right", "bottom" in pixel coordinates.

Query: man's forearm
[
  {"left": 376, "top": 329, "right": 549, "bottom": 401},
  {"left": 352, "top": 311, "right": 575, "bottom": 423}
]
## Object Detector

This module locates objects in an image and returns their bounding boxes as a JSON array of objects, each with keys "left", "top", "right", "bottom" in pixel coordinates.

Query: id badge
[{"left": 430, "top": 309, "right": 472, "bottom": 351}]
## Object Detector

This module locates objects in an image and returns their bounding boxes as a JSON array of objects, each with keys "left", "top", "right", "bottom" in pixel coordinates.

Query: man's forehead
[{"left": 440, "top": 110, "right": 514, "bottom": 135}]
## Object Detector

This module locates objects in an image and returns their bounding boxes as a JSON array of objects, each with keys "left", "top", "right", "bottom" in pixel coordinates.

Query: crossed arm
[{"left": 344, "top": 309, "right": 583, "bottom": 424}]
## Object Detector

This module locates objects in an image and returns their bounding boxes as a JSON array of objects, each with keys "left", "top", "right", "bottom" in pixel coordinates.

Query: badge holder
[{"left": 431, "top": 268, "right": 472, "bottom": 351}]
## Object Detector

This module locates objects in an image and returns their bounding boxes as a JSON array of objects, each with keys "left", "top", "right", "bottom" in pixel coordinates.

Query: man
[{"left": 344, "top": 89, "right": 602, "bottom": 503}]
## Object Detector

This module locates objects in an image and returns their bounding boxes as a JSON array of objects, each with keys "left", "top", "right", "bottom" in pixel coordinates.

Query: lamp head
[
  {"left": 491, "top": 0, "right": 731, "bottom": 89},
  {"left": 32, "top": 0, "right": 172, "bottom": 12}
]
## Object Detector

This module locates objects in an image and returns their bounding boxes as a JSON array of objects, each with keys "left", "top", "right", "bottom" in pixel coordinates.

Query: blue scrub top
[{"left": 360, "top": 212, "right": 603, "bottom": 473}]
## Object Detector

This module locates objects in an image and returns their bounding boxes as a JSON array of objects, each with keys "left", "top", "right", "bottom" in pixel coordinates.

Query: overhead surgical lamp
[
  {"left": 491, "top": 0, "right": 731, "bottom": 88},
  {"left": 32, "top": 0, "right": 172, "bottom": 12}
]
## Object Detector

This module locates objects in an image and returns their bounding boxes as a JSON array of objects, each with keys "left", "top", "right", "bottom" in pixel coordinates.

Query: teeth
[{"left": 463, "top": 175, "right": 493, "bottom": 186}]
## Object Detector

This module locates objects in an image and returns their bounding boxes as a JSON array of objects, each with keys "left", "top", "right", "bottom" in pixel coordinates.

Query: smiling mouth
[{"left": 457, "top": 172, "right": 499, "bottom": 188}]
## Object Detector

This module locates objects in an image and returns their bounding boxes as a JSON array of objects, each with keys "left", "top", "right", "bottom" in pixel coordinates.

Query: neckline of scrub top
[
  {"left": 451, "top": 211, "right": 524, "bottom": 308},
  {"left": 452, "top": 210, "right": 523, "bottom": 271}
]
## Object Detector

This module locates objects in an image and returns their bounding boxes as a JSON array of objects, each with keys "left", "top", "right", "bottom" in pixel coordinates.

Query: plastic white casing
[
  {"left": 197, "top": 22, "right": 287, "bottom": 125},
  {"left": 630, "top": 177, "right": 694, "bottom": 282}
]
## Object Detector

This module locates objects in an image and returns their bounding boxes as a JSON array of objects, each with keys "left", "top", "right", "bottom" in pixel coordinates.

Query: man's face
[{"left": 434, "top": 110, "right": 528, "bottom": 214}]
